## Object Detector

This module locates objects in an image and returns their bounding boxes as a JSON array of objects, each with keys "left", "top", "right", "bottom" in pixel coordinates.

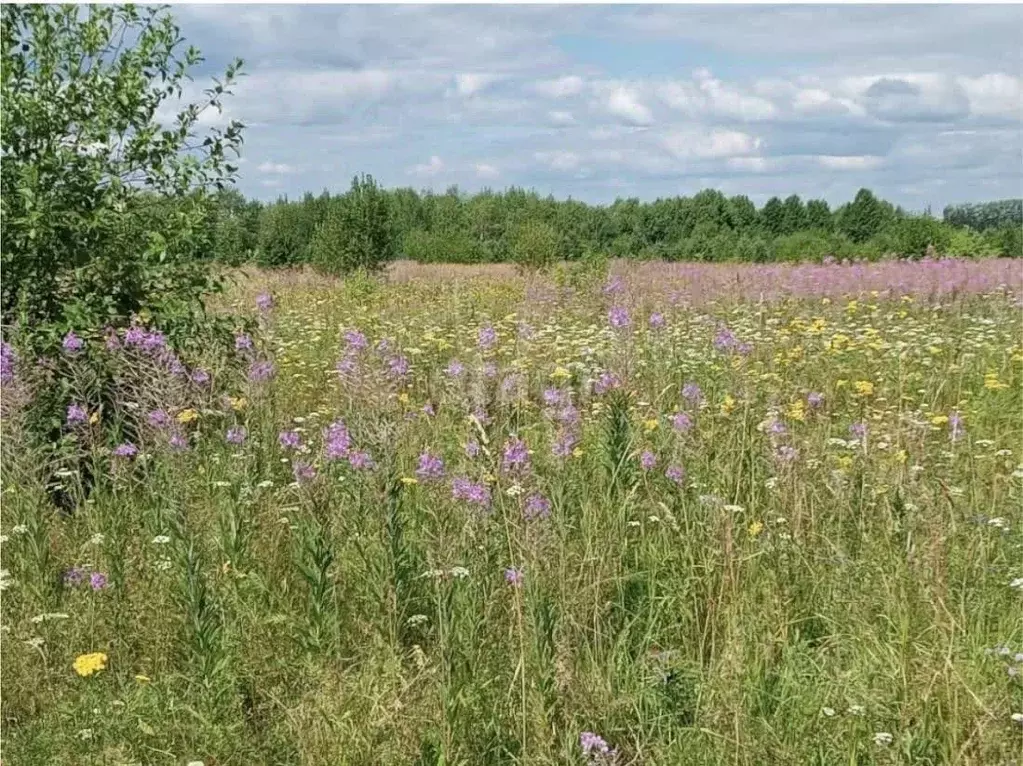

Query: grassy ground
[{"left": 2, "top": 260, "right": 1022, "bottom": 765}]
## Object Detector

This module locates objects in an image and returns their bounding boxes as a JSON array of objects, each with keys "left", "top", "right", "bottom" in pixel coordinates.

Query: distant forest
[{"left": 195, "top": 181, "right": 1022, "bottom": 270}]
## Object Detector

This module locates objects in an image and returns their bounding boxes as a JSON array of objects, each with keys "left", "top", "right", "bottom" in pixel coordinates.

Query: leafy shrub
[
  {"left": 1, "top": 4, "right": 244, "bottom": 354},
  {"left": 310, "top": 174, "right": 395, "bottom": 275},
  {"left": 510, "top": 220, "right": 560, "bottom": 273}
]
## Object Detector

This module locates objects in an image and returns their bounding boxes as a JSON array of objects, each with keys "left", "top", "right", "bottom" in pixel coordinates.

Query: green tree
[
  {"left": 309, "top": 174, "right": 395, "bottom": 275},
  {"left": 510, "top": 220, "right": 560, "bottom": 272},
  {"left": 781, "top": 194, "right": 807, "bottom": 235},
  {"left": 837, "top": 188, "right": 890, "bottom": 243},
  {"left": 1, "top": 4, "right": 244, "bottom": 348},
  {"left": 805, "top": 199, "right": 834, "bottom": 232},
  {"left": 760, "top": 196, "right": 785, "bottom": 236}
]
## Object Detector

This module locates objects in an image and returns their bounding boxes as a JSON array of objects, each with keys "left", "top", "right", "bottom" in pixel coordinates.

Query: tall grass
[{"left": 2, "top": 260, "right": 1021, "bottom": 764}]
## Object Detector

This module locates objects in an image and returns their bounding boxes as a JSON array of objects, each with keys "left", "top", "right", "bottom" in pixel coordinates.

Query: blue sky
[{"left": 170, "top": 4, "right": 1022, "bottom": 210}]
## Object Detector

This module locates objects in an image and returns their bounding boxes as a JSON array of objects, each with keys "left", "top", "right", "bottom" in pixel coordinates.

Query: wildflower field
[{"left": 2, "top": 258, "right": 1022, "bottom": 765}]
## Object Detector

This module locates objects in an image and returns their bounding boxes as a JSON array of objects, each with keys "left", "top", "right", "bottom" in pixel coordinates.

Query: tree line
[{"left": 206, "top": 179, "right": 1022, "bottom": 273}]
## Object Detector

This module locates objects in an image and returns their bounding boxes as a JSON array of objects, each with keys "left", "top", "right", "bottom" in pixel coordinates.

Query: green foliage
[
  {"left": 943, "top": 199, "right": 1022, "bottom": 231},
  {"left": 805, "top": 199, "right": 833, "bottom": 232},
  {"left": 887, "top": 215, "right": 953, "bottom": 259},
  {"left": 509, "top": 220, "right": 560, "bottom": 273},
  {"left": 1, "top": 4, "right": 244, "bottom": 350},
  {"left": 310, "top": 174, "right": 395, "bottom": 275},
  {"left": 837, "top": 188, "right": 894, "bottom": 243},
  {"left": 773, "top": 231, "right": 839, "bottom": 263}
]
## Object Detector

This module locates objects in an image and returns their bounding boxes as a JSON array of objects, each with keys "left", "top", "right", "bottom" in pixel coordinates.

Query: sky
[{"left": 169, "top": 4, "right": 1023, "bottom": 210}]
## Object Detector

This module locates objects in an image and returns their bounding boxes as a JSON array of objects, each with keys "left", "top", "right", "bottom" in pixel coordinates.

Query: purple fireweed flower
[
  {"left": 190, "top": 368, "right": 211, "bottom": 386},
  {"left": 323, "top": 420, "right": 351, "bottom": 460},
  {"left": 477, "top": 325, "right": 497, "bottom": 350},
  {"left": 850, "top": 422, "right": 868, "bottom": 441},
  {"left": 336, "top": 353, "right": 359, "bottom": 376},
  {"left": 247, "top": 360, "right": 275, "bottom": 382},
  {"left": 1, "top": 341, "right": 15, "bottom": 384},
  {"left": 89, "top": 572, "right": 108, "bottom": 591},
  {"left": 226, "top": 426, "right": 247, "bottom": 445},
  {"left": 256, "top": 292, "right": 274, "bottom": 312},
  {"left": 713, "top": 327, "right": 736, "bottom": 352},
  {"left": 502, "top": 437, "right": 530, "bottom": 473},
  {"left": 235, "top": 333, "right": 254, "bottom": 352},
  {"left": 124, "top": 326, "right": 146, "bottom": 346},
  {"left": 465, "top": 439, "right": 480, "bottom": 458},
  {"left": 348, "top": 450, "right": 375, "bottom": 471},
  {"left": 64, "top": 567, "right": 86, "bottom": 587},
  {"left": 416, "top": 451, "right": 445, "bottom": 481},
  {"left": 608, "top": 305, "right": 631, "bottom": 329},
  {"left": 147, "top": 409, "right": 170, "bottom": 428},
  {"left": 113, "top": 442, "right": 138, "bottom": 459},
  {"left": 671, "top": 411, "right": 693, "bottom": 433},
  {"left": 766, "top": 419, "right": 787, "bottom": 436},
  {"left": 165, "top": 354, "right": 186, "bottom": 377},
  {"left": 422, "top": 403, "right": 436, "bottom": 417},
  {"left": 682, "top": 382, "right": 704, "bottom": 405},
  {"left": 67, "top": 403, "right": 88, "bottom": 426},
  {"left": 445, "top": 359, "right": 465, "bottom": 378},
  {"left": 472, "top": 407, "right": 492, "bottom": 426},
  {"left": 580, "top": 732, "right": 611, "bottom": 755},
  {"left": 388, "top": 355, "right": 410, "bottom": 378},
  {"left": 139, "top": 330, "right": 166, "bottom": 353},
  {"left": 523, "top": 493, "right": 552, "bottom": 521},
  {"left": 292, "top": 460, "right": 317, "bottom": 483},
  {"left": 558, "top": 404, "right": 582, "bottom": 428},
  {"left": 552, "top": 431, "right": 577, "bottom": 458},
  {"left": 168, "top": 431, "right": 188, "bottom": 451},
  {"left": 344, "top": 329, "right": 368, "bottom": 351},
  {"left": 640, "top": 450, "right": 657, "bottom": 471},
  {"left": 375, "top": 338, "right": 390, "bottom": 354},
  {"left": 949, "top": 411, "right": 965, "bottom": 442},
  {"left": 278, "top": 430, "right": 301, "bottom": 450},
  {"left": 649, "top": 312, "right": 666, "bottom": 330},
  {"left": 665, "top": 465, "right": 686, "bottom": 485},
  {"left": 62, "top": 331, "right": 84, "bottom": 353},
  {"left": 774, "top": 445, "right": 799, "bottom": 463},
  {"left": 482, "top": 361, "right": 498, "bottom": 379},
  {"left": 103, "top": 328, "right": 121, "bottom": 352},
  {"left": 807, "top": 391, "right": 825, "bottom": 409},
  {"left": 500, "top": 375, "right": 520, "bottom": 398},
  {"left": 593, "top": 372, "right": 621, "bottom": 395},
  {"left": 603, "top": 276, "right": 624, "bottom": 295},
  {"left": 543, "top": 387, "right": 565, "bottom": 407},
  {"left": 451, "top": 477, "right": 491, "bottom": 508},
  {"left": 504, "top": 567, "right": 523, "bottom": 586}
]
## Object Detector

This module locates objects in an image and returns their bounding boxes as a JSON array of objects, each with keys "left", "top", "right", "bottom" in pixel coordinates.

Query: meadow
[{"left": 2, "top": 258, "right": 1022, "bottom": 765}]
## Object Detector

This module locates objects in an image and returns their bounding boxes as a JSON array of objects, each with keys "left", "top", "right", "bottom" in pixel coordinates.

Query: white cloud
[
  {"left": 605, "top": 86, "right": 654, "bottom": 126},
  {"left": 257, "top": 161, "right": 294, "bottom": 174},
  {"left": 454, "top": 73, "right": 497, "bottom": 97},
  {"left": 958, "top": 73, "right": 1022, "bottom": 119},
  {"left": 535, "top": 150, "right": 581, "bottom": 171},
  {"left": 662, "top": 129, "right": 762, "bottom": 160},
  {"left": 475, "top": 162, "right": 500, "bottom": 179},
  {"left": 727, "top": 156, "right": 774, "bottom": 173},
  {"left": 409, "top": 155, "right": 445, "bottom": 177},
  {"left": 535, "top": 75, "right": 585, "bottom": 98},
  {"left": 816, "top": 155, "right": 883, "bottom": 170},
  {"left": 548, "top": 110, "right": 575, "bottom": 126}
]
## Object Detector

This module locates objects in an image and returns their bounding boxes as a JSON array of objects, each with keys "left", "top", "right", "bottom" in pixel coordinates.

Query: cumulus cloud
[
  {"left": 165, "top": 5, "right": 1018, "bottom": 208},
  {"left": 257, "top": 161, "right": 295, "bottom": 174},
  {"left": 662, "top": 129, "right": 762, "bottom": 160},
  {"left": 475, "top": 162, "right": 500, "bottom": 179},
  {"left": 409, "top": 155, "right": 445, "bottom": 177},
  {"left": 535, "top": 75, "right": 585, "bottom": 98},
  {"left": 604, "top": 86, "right": 654, "bottom": 126},
  {"left": 816, "top": 155, "right": 884, "bottom": 170}
]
